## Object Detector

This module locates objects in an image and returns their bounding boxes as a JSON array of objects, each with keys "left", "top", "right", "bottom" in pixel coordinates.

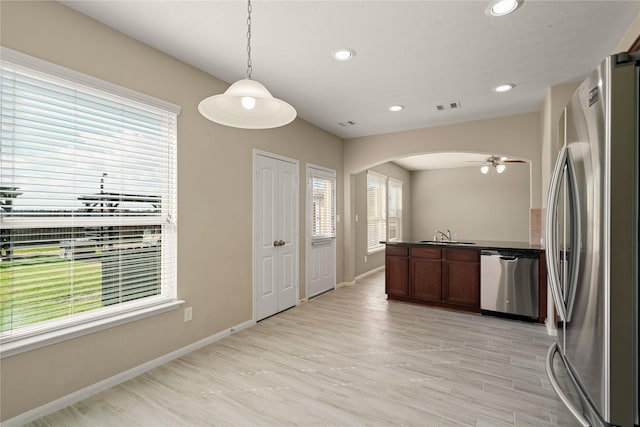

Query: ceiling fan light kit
[
  {"left": 198, "top": 0, "right": 296, "bottom": 129},
  {"left": 479, "top": 155, "right": 521, "bottom": 174}
]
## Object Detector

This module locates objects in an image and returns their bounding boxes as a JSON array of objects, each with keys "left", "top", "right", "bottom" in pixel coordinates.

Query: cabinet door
[
  {"left": 443, "top": 260, "right": 479, "bottom": 307},
  {"left": 386, "top": 255, "right": 409, "bottom": 297},
  {"left": 410, "top": 258, "right": 442, "bottom": 301},
  {"left": 386, "top": 246, "right": 409, "bottom": 297}
]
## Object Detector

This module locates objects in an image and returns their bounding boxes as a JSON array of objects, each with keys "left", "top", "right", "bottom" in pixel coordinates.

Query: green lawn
[{"left": 0, "top": 250, "right": 103, "bottom": 333}]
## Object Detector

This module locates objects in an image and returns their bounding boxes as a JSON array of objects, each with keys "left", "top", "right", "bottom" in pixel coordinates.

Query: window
[
  {"left": 0, "top": 48, "right": 180, "bottom": 352},
  {"left": 310, "top": 171, "right": 336, "bottom": 240},
  {"left": 388, "top": 178, "right": 402, "bottom": 241},
  {"left": 367, "top": 171, "right": 386, "bottom": 252}
]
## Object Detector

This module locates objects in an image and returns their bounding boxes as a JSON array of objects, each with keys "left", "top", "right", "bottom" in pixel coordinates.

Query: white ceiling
[{"left": 60, "top": 0, "right": 638, "bottom": 145}]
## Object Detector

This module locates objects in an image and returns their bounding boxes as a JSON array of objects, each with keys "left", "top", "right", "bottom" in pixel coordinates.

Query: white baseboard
[
  {"left": 3, "top": 319, "right": 255, "bottom": 427},
  {"left": 335, "top": 266, "right": 384, "bottom": 290},
  {"left": 336, "top": 281, "right": 354, "bottom": 289},
  {"left": 355, "top": 265, "right": 385, "bottom": 281}
]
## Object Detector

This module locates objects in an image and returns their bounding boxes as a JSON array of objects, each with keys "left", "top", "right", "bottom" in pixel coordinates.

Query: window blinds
[
  {"left": 311, "top": 174, "right": 336, "bottom": 239},
  {"left": 0, "top": 50, "right": 178, "bottom": 340},
  {"left": 388, "top": 178, "right": 402, "bottom": 241},
  {"left": 366, "top": 171, "right": 386, "bottom": 251}
]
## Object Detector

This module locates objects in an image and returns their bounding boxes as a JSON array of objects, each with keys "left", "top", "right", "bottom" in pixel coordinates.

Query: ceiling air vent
[
  {"left": 435, "top": 101, "right": 461, "bottom": 111},
  {"left": 338, "top": 120, "right": 357, "bottom": 127}
]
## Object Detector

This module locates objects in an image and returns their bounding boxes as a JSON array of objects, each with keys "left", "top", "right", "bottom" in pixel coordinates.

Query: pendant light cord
[{"left": 246, "top": 0, "right": 252, "bottom": 80}]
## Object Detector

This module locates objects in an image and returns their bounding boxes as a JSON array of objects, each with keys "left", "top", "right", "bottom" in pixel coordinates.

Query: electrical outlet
[{"left": 184, "top": 307, "right": 193, "bottom": 322}]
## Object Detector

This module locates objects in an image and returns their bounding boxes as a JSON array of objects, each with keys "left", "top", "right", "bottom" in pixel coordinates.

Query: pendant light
[{"left": 198, "top": 0, "right": 296, "bottom": 129}]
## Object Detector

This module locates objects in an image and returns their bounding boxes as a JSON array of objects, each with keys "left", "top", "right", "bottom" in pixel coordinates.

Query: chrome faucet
[{"left": 435, "top": 229, "right": 452, "bottom": 241}]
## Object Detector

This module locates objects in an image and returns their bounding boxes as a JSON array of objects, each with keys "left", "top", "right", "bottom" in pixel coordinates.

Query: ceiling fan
[{"left": 472, "top": 155, "right": 526, "bottom": 174}]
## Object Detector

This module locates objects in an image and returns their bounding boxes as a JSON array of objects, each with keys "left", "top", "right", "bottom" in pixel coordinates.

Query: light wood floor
[{"left": 25, "top": 271, "right": 575, "bottom": 426}]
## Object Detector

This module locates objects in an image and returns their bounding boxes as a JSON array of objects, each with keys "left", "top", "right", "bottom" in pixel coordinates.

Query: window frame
[{"left": 0, "top": 47, "right": 183, "bottom": 358}]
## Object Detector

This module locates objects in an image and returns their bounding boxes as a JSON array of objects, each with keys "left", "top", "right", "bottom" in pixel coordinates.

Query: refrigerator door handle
[
  {"left": 545, "top": 343, "right": 592, "bottom": 427},
  {"left": 564, "top": 149, "right": 582, "bottom": 321},
  {"left": 545, "top": 146, "right": 568, "bottom": 322}
]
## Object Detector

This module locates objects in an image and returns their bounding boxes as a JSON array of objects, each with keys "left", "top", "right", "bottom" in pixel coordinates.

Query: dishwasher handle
[
  {"left": 481, "top": 250, "right": 499, "bottom": 256},
  {"left": 481, "top": 250, "right": 537, "bottom": 260}
]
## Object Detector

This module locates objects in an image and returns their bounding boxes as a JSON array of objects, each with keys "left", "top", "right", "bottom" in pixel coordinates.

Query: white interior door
[
  {"left": 306, "top": 165, "right": 336, "bottom": 298},
  {"left": 254, "top": 152, "right": 298, "bottom": 321},
  {"left": 276, "top": 160, "right": 298, "bottom": 312}
]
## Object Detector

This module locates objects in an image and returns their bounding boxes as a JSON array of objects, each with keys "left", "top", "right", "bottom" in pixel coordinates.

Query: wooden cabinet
[
  {"left": 442, "top": 249, "right": 479, "bottom": 308},
  {"left": 385, "top": 243, "right": 545, "bottom": 322},
  {"left": 385, "top": 245, "right": 409, "bottom": 297},
  {"left": 386, "top": 245, "right": 480, "bottom": 312},
  {"left": 410, "top": 247, "right": 442, "bottom": 301}
]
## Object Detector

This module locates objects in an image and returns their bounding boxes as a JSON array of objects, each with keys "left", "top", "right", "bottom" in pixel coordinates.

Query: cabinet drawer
[
  {"left": 444, "top": 248, "right": 479, "bottom": 262},
  {"left": 386, "top": 245, "right": 408, "bottom": 257},
  {"left": 411, "top": 247, "right": 441, "bottom": 259}
]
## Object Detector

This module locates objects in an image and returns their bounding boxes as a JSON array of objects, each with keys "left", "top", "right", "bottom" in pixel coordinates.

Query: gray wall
[
  {"left": 354, "top": 162, "right": 411, "bottom": 276},
  {"left": 411, "top": 163, "right": 530, "bottom": 242}
]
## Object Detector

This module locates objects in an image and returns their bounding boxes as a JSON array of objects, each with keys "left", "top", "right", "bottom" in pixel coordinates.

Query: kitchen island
[{"left": 383, "top": 240, "right": 546, "bottom": 323}]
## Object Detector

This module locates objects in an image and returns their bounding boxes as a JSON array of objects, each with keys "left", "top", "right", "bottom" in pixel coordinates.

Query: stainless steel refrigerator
[{"left": 545, "top": 52, "right": 639, "bottom": 426}]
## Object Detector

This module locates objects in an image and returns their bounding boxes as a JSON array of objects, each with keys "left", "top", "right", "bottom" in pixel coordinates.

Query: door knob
[
  {"left": 279, "top": 240, "right": 285, "bottom": 246},
  {"left": 274, "top": 240, "right": 279, "bottom": 247}
]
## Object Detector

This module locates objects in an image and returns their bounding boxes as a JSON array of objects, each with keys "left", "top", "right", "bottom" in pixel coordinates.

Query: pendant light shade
[
  {"left": 198, "top": 0, "right": 296, "bottom": 129},
  {"left": 198, "top": 79, "right": 296, "bottom": 129}
]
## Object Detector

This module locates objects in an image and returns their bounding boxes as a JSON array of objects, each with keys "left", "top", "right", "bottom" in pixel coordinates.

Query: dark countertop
[{"left": 382, "top": 239, "right": 544, "bottom": 252}]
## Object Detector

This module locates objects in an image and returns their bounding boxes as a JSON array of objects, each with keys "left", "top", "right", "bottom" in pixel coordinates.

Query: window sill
[
  {"left": 367, "top": 246, "right": 386, "bottom": 255},
  {"left": 0, "top": 299, "right": 184, "bottom": 359}
]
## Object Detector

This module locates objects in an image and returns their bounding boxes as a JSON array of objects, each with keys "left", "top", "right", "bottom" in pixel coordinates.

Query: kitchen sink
[{"left": 420, "top": 240, "right": 476, "bottom": 245}]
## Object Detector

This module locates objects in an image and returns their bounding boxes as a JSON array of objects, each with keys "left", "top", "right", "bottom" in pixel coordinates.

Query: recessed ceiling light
[
  {"left": 333, "top": 48, "right": 356, "bottom": 62},
  {"left": 487, "top": 0, "right": 523, "bottom": 17},
  {"left": 389, "top": 105, "right": 404, "bottom": 112},
  {"left": 493, "top": 83, "right": 516, "bottom": 93}
]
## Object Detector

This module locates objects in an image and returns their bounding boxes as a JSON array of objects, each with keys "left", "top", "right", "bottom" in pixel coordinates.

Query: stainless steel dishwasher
[{"left": 480, "top": 250, "right": 539, "bottom": 321}]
